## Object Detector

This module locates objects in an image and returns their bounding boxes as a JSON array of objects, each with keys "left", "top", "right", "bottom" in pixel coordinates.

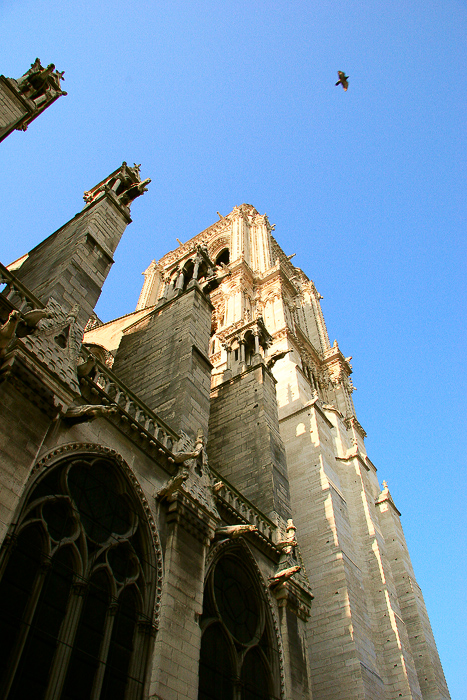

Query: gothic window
[
  {"left": 182, "top": 260, "right": 195, "bottom": 289},
  {"left": 243, "top": 332, "right": 256, "bottom": 365},
  {"left": 215, "top": 249, "right": 230, "bottom": 267},
  {"left": 198, "top": 551, "right": 281, "bottom": 700},
  {"left": 0, "top": 454, "right": 158, "bottom": 700}
]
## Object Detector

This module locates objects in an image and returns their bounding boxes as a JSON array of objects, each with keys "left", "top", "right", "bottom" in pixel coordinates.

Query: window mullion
[
  {"left": 43, "top": 578, "right": 87, "bottom": 700},
  {"left": 0, "top": 557, "right": 50, "bottom": 700},
  {"left": 124, "top": 617, "right": 155, "bottom": 700},
  {"left": 90, "top": 600, "right": 119, "bottom": 700}
]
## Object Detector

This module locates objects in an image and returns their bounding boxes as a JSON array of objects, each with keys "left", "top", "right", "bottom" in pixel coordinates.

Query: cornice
[
  {"left": 270, "top": 325, "right": 322, "bottom": 367},
  {"left": 165, "top": 490, "right": 219, "bottom": 545},
  {"left": 336, "top": 446, "right": 370, "bottom": 471},
  {"left": 344, "top": 415, "right": 367, "bottom": 440},
  {"left": 272, "top": 577, "right": 313, "bottom": 621}
]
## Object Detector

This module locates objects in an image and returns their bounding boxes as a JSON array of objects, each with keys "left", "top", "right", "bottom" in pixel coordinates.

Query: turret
[{"left": 0, "top": 58, "right": 66, "bottom": 142}]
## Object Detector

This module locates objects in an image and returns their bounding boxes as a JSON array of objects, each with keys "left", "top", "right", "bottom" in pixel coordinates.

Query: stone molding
[{"left": 164, "top": 491, "right": 218, "bottom": 545}]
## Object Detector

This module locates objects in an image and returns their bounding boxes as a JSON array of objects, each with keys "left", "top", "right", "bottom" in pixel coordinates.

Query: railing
[
  {"left": 0, "top": 263, "right": 45, "bottom": 311},
  {"left": 81, "top": 352, "right": 180, "bottom": 453},
  {"left": 210, "top": 467, "right": 276, "bottom": 542}
]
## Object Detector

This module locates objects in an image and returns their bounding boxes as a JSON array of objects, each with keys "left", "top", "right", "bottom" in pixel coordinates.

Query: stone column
[
  {"left": 222, "top": 343, "right": 233, "bottom": 381},
  {"left": 150, "top": 489, "right": 217, "bottom": 700},
  {"left": 239, "top": 339, "right": 246, "bottom": 364},
  {"left": 272, "top": 578, "right": 313, "bottom": 700},
  {"left": 159, "top": 275, "right": 169, "bottom": 302}
]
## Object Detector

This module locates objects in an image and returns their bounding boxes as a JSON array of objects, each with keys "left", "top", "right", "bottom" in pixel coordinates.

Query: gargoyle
[
  {"left": 76, "top": 355, "right": 97, "bottom": 378},
  {"left": 269, "top": 565, "right": 301, "bottom": 588},
  {"left": 215, "top": 524, "right": 257, "bottom": 539},
  {"left": 276, "top": 538, "right": 298, "bottom": 551},
  {"left": 0, "top": 310, "right": 21, "bottom": 354},
  {"left": 266, "top": 349, "right": 291, "bottom": 369},
  {"left": 62, "top": 403, "right": 118, "bottom": 424},
  {"left": 157, "top": 468, "right": 190, "bottom": 501},
  {"left": 212, "top": 481, "right": 224, "bottom": 494},
  {"left": 172, "top": 434, "right": 204, "bottom": 463},
  {"left": 119, "top": 178, "right": 151, "bottom": 206},
  {"left": 16, "top": 309, "right": 51, "bottom": 338}
]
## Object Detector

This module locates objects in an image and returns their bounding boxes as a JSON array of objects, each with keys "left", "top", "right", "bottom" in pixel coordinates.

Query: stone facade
[{"left": 0, "top": 66, "right": 450, "bottom": 700}]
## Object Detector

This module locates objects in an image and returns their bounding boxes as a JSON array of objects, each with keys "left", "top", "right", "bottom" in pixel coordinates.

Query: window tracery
[
  {"left": 198, "top": 550, "right": 281, "bottom": 700},
  {"left": 0, "top": 453, "right": 158, "bottom": 700}
]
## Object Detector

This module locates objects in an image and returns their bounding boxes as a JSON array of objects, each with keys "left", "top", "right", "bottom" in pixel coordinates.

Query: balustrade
[
  {"left": 210, "top": 469, "right": 275, "bottom": 542},
  {"left": 81, "top": 353, "right": 179, "bottom": 453}
]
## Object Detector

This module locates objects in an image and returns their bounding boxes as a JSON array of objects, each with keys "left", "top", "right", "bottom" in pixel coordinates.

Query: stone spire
[{"left": 10, "top": 163, "right": 150, "bottom": 329}]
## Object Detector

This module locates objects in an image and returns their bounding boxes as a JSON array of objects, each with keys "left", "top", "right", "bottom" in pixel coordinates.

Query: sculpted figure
[
  {"left": 266, "top": 349, "right": 291, "bottom": 369},
  {"left": 172, "top": 431, "right": 204, "bottom": 463},
  {"left": 63, "top": 403, "right": 118, "bottom": 423},
  {"left": 269, "top": 565, "right": 301, "bottom": 588},
  {"left": 215, "top": 524, "right": 257, "bottom": 539},
  {"left": 0, "top": 310, "right": 21, "bottom": 354}
]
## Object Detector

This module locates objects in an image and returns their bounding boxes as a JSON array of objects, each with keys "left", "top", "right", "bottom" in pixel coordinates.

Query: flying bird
[{"left": 335, "top": 71, "right": 349, "bottom": 91}]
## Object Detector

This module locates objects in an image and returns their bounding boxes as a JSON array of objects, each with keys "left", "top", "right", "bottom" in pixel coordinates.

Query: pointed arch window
[
  {"left": 198, "top": 550, "right": 281, "bottom": 700},
  {"left": 0, "top": 454, "right": 158, "bottom": 700}
]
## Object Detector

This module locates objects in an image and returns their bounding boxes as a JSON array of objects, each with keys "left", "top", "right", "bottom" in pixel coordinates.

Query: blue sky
[{"left": 1, "top": 1, "right": 465, "bottom": 696}]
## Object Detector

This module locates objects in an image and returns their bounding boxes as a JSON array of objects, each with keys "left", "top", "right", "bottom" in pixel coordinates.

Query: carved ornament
[{"left": 83, "top": 162, "right": 150, "bottom": 210}]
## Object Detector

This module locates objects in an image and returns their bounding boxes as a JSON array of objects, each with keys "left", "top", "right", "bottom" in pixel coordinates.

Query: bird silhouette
[{"left": 335, "top": 71, "right": 349, "bottom": 91}]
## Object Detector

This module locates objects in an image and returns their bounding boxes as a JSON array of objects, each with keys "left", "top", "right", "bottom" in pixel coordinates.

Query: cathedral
[{"left": 0, "top": 60, "right": 451, "bottom": 700}]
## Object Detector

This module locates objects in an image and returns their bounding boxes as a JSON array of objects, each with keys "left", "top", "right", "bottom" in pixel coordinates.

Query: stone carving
[
  {"left": 15, "top": 58, "right": 67, "bottom": 111},
  {"left": 276, "top": 519, "right": 298, "bottom": 553},
  {"left": 62, "top": 403, "right": 118, "bottom": 423},
  {"left": 268, "top": 565, "right": 301, "bottom": 589},
  {"left": 83, "top": 162, "right": 150, "bottom": 208},
  {"left": 212, "top": 481, "right": 224, "bottom": 493},
  {"left": 16, "top": 308, "right": 51, "bottom": 335},
  {"left": 11, "top": 299, "right": 84, "bottom": 394},
  {"left": 266, "top": 349, "right": 291, "bottom": 369},
  {"left": 157, "top": 430, "right": 219, "bottom": 518},
  {"left": 214, "top": 524, "right": 258, "bottom": 539},
  {"left": 157, "top": 467, "right": 190, "bottom": 501},
  {"left": 0, "top": 310, "right": 21, "bottom": 355},
  {"left": 172, "top": 432, "right": 204, "bottom": 463},
  {"left": 76, "top": 353, "right": 97, "bottom": 378},
  {"left": 0, "top": 307, "right": 52, "bottom": 355}
]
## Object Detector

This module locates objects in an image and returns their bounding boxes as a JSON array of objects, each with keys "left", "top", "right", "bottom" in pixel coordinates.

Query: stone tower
[
  {"left": 0, "top": 77, "right": 451, "bottom": 698},
  {"left": 134, "top": 203, "right": 451, "bottom": 700}
]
